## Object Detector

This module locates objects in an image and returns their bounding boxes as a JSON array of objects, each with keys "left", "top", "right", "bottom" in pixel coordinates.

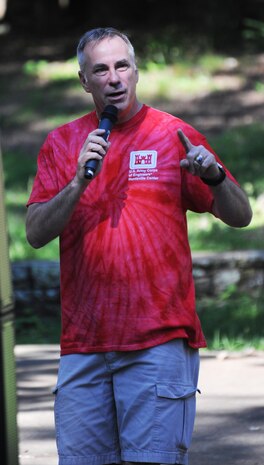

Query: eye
[
  {"left": 116, "top": 62, "right": 130, "bottom": 72},
  {"left": 94, "top": 67, "right": 108, "bottom": 76}
]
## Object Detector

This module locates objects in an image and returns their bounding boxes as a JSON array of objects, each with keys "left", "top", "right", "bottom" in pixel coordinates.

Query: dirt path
[{"left": 16, "top": 345, "right": 264, "bottom": 465}]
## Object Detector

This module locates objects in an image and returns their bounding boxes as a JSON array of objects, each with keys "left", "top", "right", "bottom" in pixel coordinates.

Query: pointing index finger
[{"left": 177, "top": 129, "right": 193, "bottom": 153}]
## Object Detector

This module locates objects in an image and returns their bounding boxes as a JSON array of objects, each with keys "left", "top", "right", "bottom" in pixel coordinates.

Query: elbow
[
  {"left": 26, "top": 221, "right": 46, "bottom": 249},
  {"left": 240, "top": 202, "right": 253, "bottom": 227},
  {"left": 26, "top": 230, "right": 43, "bottom": 249},
  {"left": 231, "top": 206, "right": 253, "bottom": 229},
  {"left": 239, "top": 209, "right": 253, "bottom": 228},
  {"left": 26, "top": 206, "right": 46, "bottom": 248},
  {"left": 236, "top": 191, "right": 253, "bottom": 228},
  {"left": 26, "top": 223, "right": 55, "bottom": 248}
]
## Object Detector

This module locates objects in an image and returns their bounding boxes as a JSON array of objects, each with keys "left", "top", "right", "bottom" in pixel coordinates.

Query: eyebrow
[{"left": 116, "top": 59, "right": 130, "bottom": 67}]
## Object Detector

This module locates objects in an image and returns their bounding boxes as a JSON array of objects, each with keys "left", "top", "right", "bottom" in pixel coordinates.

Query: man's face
[{"left": 79, "top": 36, "right": 139, "bottom": 120}]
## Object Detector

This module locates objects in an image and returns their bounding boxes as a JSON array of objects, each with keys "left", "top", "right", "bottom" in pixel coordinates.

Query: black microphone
[{"left": 84, "top": 105, "right": 118, "bottom": 179}]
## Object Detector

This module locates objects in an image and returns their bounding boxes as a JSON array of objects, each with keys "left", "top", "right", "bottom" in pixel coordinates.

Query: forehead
[{"left": 83, "top": 36, "right": 130, "bottom": 67}]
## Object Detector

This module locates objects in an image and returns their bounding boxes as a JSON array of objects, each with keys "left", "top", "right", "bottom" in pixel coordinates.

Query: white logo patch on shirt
[
  {"left": 129, "top": 151, "right": 159, "bottom": 181},
  {"left": 130, "top": 150, "right": 157, "bottom": 169}
]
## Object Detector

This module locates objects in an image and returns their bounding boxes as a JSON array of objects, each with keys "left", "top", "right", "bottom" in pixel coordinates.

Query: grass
[
  {"left": 21, "top": 53, "right": 242, "bottom": 101},
  {"left": 197, "top": 285, "right": 264, "bottom": 351},
  {"left": 1, "top": 53, "right": 264, "bottom": 347},
  {"left": 2, "top": 54, "right": 264, "bottom": 259},
  {"left": 3, "top": 122, "right": 264, "bottom": 261},
  {"left": 15, "top": 308, "right": 61, "bottom": 344},
  {"left": 206, "top": 334, "right": 264, "bottom": 351},
  {"left": 15, "top": 288, "right": 264, "bottom": 349}
]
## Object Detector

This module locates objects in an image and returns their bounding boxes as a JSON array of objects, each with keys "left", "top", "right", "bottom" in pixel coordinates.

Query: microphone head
[{"left": 101, "top": 105, "right": 118, "bottom": 123}]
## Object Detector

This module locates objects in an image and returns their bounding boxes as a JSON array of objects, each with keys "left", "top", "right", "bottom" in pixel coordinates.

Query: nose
[{"left": 108, "top": 67, "right": 120, "bottom": 84}]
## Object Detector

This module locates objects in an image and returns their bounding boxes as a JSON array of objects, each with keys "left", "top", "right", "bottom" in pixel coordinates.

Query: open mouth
[{"left": 107, "top": 90, "right": 126, "bottom": 99}]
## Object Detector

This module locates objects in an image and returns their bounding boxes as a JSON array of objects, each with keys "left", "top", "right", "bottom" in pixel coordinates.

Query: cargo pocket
[{"left": 154, "top": 383, "right": 198, "bottom": 452}]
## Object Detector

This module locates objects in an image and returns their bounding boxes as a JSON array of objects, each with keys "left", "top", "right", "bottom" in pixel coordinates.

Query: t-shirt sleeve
[{"left": 27, "top": 133, "right": 60, "bottom": 206}]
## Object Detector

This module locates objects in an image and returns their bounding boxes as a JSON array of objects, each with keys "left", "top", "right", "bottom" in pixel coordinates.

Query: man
[{"left": 26, "top": 27, "right": 252, "bottom": 465}]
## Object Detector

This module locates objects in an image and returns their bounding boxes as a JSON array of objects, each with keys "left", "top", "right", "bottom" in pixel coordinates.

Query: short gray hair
[{"left": 77, "top": 27, "right": 136, "bottom": 71}]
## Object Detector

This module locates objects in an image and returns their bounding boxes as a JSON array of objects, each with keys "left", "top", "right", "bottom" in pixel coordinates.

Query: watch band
[{"left": 201, "top": 163, "right": 226, "bottom": 186}]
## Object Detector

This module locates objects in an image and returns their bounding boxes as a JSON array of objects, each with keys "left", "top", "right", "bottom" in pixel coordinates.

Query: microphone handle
[{"left": 84, "top": 119, "right": 115, "bottom": 179}]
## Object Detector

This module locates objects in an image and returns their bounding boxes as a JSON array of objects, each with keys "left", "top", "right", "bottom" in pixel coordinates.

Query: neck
[
  {"left": 118, "top": 99, "right": 143, "bottom": 124},
  {"left": 95, "top": 98, "right": 142, "bottom": 124}
]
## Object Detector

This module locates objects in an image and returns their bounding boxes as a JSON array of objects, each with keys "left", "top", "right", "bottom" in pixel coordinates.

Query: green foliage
[
  {"left": 187, "top": 210, "right": 264, "bottom": 252},
  {"left": 207, "top": 333, "right": 264, "bottom": 351},
  {"left": 3, "top": 151, "right": 37, "bottom": 190},
  {"left": 208, "top": 124, "right": 264, "bottom": 197},
  {"left": 3, "top": 128, "right": 264, "bottom": 259},
  {"left": 15, "top": 308, "right": 61, "bottom": 344},
  {"left": 197, "top": 285, "right": 264, "bottom": 349},
  {"left": 255, "top": 81, "right": 264, "bottom": 93},
  {"left": 23, "top": 57, "right": 79, "bottom": 81},
  {"left": 243, "top": 18, "right": 264, "bottom": 46},
  {"left": 2, "top": 154, "right": 59, "bottom": 261},
  {"left": 2, "top": 54, "right": 264, "bottom": 260},
  {"left": 14, "top": 287, "right": 264, "bottom": 349},
  {"left": 1, "top": 53, "right": 262, "bottom": 350}
]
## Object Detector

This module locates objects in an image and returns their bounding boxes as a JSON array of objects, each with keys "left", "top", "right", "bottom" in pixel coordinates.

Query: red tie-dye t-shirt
[{"left": 27, "top": 105, "right": 237, "bottom": 354}]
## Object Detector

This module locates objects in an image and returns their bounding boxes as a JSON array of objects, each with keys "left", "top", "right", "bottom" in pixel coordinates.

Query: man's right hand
[{"left": 76, "top": 128, "right": 110, "bottom": 183}]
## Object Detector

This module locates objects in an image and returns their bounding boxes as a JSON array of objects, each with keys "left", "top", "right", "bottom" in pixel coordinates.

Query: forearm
[
  {"left": 26, "top": 176, "right": 88, "bottom": 248},
  {"left": 211, "top": 177, "right": 252, "bottom": 228},
  {"left": 26, "top": 127, "right": 111, "bottom": 249}
]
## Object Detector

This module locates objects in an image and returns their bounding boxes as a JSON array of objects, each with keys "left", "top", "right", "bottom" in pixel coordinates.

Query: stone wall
[
  {"left": 12, "top": 260, "right": 60, "bottom": 313},
  {"left": 11, "top": 250, "right": 264, "bottom": 312},
  {"left": 192, "top": 250, "right": 264, "bottom": 299}
]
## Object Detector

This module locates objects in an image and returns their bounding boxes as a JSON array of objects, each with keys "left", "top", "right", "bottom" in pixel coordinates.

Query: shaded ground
[
  {"left": 1, "top": 32, "right": 264, "bottom": 159},
  {"left": 16, "top": 345, "right": 264, "bottom": 465}
]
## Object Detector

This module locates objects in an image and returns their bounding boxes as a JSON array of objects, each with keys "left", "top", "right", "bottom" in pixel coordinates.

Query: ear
[{"left": 78, "top": 71, "right": 91, "bottom": 93}]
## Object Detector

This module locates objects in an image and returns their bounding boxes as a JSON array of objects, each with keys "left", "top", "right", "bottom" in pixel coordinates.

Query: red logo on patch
[{"left": 134, "top": 153, "right": 153, "bottom": 165}]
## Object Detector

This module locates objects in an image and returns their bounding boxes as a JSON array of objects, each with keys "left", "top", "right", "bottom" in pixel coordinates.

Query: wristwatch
[{"left": 201, "top": 163, "right": 226, "bottom": 186}]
